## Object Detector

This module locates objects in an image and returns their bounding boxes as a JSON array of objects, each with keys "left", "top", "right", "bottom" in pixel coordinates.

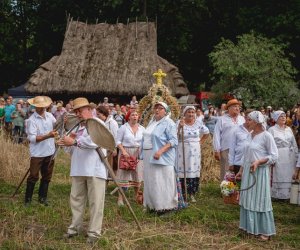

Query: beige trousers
[
  {"left": 67, "top": 176, "right": 106, "bottom": 238},
  {"left": 220, "top": 149, "right": 230, "bottom": 181}
]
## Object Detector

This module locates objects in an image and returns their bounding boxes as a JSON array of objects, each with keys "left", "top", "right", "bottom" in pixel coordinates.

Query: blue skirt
[{"left": 239, "top": 206, "right": 276, "bottom": 236}]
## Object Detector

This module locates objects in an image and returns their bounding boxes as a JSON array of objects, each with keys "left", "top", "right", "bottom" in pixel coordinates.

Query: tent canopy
[{"left": 8, "top": 84, "right": 31, "bottom": 97}]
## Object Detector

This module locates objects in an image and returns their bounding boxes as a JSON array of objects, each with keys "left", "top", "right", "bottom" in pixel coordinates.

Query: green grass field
[{"left": 0, "top": 153, "right": 299, "bottom": 249}]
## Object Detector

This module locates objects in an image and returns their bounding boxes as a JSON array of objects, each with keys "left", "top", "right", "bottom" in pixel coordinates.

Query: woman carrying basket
[{"left": 236, "top": 111, "right": 278, "bottom": 241}]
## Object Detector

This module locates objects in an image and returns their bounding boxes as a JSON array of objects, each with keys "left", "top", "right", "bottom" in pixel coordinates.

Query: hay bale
[{"left": 201, "top": 134, "right": 220, "bottom": 183}]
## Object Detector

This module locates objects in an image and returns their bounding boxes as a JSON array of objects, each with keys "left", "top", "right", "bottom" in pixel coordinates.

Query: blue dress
[{"left": 239, "top": 131, "right": 278, "bottom": 236}]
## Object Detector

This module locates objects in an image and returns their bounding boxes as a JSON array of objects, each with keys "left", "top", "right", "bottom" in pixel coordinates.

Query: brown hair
[{"left": 96, "top": 105, "right": 109, "bottom": 117}]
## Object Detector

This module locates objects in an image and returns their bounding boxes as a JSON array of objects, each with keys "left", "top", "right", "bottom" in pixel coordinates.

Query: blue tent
[{"left": 7, "top": 84, "right": 31, "bottom": 97}]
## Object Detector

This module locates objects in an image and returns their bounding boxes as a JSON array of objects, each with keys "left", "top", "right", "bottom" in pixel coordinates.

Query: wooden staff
[
  {"left": 181, "top": 126, "right": 188, "bottom": 201},
  {"left": 95, "top": 148, "right": 142, "bottom": 231}
]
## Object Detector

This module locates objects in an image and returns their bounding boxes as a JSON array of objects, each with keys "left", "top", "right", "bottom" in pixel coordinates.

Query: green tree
[{"left": 209, "top": 33, "right": 299, "bottom": 109}]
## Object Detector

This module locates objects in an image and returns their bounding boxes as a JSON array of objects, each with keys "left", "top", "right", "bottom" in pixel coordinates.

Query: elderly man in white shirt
[
  {"left": 58, "top": 97, "right": 108, "bottom": 244},
  {"left": 213, "top": 99, "right": 245, "bottom": 180},
  {"left": 25, "top": 96, "right": 57, "bottom": 206}
]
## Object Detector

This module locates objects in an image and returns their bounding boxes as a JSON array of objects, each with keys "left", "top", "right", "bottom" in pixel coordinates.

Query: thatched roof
[{"left": 25, "top": 20, "right": 189, "bottom": 97}]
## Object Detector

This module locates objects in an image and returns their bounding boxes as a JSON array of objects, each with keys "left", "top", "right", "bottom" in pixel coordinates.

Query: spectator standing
[
  {"left": 130, "top": 95, "right": 138, "bottom": 107},
  {"left": 4, "top": 97, "right": 15, "bottom": 135},
  {"left": 11, "top": 103, "right": 26, "bottom": 142},
  {"left": 213, "top": 99, "right": 245, "bottom": 180},
  {"left": 268, "top": 111, "right": 298, "bottom": 200},
  {"left": 204, "top": 106, "right": 218, "bottom": 134}
]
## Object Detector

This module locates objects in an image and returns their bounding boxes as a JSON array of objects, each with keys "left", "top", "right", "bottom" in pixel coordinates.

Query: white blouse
[
  {"left": 116, "top": 123, "right": 145, "bottom": 147},
  {"left": 242, "top": 131, "right": 278, "bottom": 166},
  {"left": 177, "top": 119, "right": 209, "bottom": 143}
]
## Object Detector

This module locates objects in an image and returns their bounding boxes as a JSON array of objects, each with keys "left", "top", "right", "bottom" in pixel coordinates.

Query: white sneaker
[{"left": 190, "top": 195, "right": 196, "bottom": 203}]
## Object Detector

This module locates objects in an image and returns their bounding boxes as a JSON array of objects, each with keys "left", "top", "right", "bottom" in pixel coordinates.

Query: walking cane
[{"left": 181, "top": 126, "right": 188, "bottom": 201}]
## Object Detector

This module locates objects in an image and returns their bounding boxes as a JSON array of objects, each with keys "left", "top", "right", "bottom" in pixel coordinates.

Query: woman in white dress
[
  {"left": 268, "top": 110, "right": 298, "bottom": 200},
  {"left": 141, "top": 102, "right": 178, "bottom": 214},
  {"left": 116, "top": 110, "right": 145, "bottom": 206},
  {"left": 177, "top": 106, "right": 209, "bottom": 202},
  {"left": 236, "top": 111, "right": 278, "bottom": 241}
]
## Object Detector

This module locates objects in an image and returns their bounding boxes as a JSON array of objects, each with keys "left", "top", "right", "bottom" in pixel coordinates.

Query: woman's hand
[
  {"left": 153, "top": 150, "right": 163, "bottom": 160},
  {"left": 214, "top": 151, "right": 221, "bottom": 161},
  {"left": 178, "top": 117, "right": 185, "bottom": 128},
  {"left": 235, "top": 171, "right": 243, "bottom": 180},
  {"left": 122, "top": 151, "right": 129, "bottom": 158},
  {"left": 57, "top": 135, "right": 75, "bottom": 146},
  {"left": 250, "top": 160, "right": 260, "bottom": 172}
]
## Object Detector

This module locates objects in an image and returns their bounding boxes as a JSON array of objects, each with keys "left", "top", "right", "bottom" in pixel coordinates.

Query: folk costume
[
  {"left": 141, "top": 102, "right": 179, "bottom": 212},
  {"left": 176, "top": 113, "right": 209, "bottom": 197},
  {"left": 268, "top": 111, "right": 298, "bottom": 200},
  {"left": 116, "top": 122, "right": 145, "bottom": 188},
  {"left": 239, "top": 111, "right": 278, "bottom": 237}
]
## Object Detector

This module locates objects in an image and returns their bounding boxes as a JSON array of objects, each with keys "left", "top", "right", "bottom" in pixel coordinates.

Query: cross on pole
[{"left": 153, "top": 69, "right": 166, "bottom": 85}]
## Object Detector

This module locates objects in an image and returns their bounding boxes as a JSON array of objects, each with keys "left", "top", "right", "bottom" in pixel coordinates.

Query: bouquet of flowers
[
  {"left": 220, "top": 180, "right": 237, "bottom": 196},
  {"left": 220, "top": 171, "right": 239, "bottom": 204}
]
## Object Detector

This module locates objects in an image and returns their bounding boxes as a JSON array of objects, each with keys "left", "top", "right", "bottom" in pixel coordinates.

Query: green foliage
[{"left": 209, "top": 33, "right": 299, "bottom": 109}]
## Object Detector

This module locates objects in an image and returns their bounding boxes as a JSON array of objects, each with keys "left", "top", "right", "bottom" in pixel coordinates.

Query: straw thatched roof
[{"left": 25, "top": 20, "right": 189, "bottom": 97}]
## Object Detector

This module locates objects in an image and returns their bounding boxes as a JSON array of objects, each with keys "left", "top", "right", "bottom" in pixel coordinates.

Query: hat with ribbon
[{"left": 27, "top": 96, "right": 52, "bottom": 108}]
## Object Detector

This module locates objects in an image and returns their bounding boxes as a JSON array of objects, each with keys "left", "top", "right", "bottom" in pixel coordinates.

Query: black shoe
[
  {"left": 24, "top": 182, "right": 35, "bottom": 206},
  {"left": 38, "top": 197, "right": 49, "bottom": 206},
  {"left": 24, "top": 200, "right": 31, "bottom": 207}
]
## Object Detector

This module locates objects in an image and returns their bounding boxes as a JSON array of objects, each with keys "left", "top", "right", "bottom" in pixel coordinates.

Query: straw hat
[
  {"left": 73, "top": 97, "right": 91, "bottom": 110},
  {"left": 27, "top": 96, "right": 52, "bottom": 108},
  {"left": 226, "top": 99, "right": 240, "bottom": 109}
]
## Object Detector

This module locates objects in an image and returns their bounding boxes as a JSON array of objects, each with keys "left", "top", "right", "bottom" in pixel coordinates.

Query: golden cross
[{"left": 153, "top": 69, "right": 166, "bottom": 85}]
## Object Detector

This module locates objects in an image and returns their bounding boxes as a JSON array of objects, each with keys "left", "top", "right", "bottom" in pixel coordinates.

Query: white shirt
[
  {"left": 69, "top": 118, "right": 107, "bottom": 179},
  {"left": 27, "top": 111, "right": 56, "bottom": 157},
  {"left": 213, "top": 114, "right": 245, "bottom": 152},
  {"left": 242, "top": 131, "right": 278, "bottom": 165},
  {"left": 116, "top": 123, "right": 145, "bottom": 147},
  {"left": 228, "top": 124, "right": 250, "bottom": 166},
  {"left": 143, "top": 120, "right": 159, "bottom": 149},
  {"left": 105, "top": 115, "right": 119, "bottom": 142}
]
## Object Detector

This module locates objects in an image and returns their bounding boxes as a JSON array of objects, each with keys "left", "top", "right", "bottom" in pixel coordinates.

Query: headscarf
[
  {"left": 272, "top": 110, "right": 285, "bottom": 123},
  {"left": 182, "top": 105, "right": 196, "bottom": 115},
  {"left": 248, "top": 111, "right": 265, "bottom": 124},
  {"left": 154, "top": 101, "right": 170, "bottom": 114}
]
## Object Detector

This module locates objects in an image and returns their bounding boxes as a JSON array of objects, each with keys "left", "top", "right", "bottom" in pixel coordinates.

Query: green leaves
[{"left": 209, "top": 32, "right": 299, "bottom": 109}]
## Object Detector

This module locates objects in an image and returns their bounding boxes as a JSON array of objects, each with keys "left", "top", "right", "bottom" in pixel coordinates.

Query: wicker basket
[{"left": 223, "top": 191, "right": 239, "bottom": 205}]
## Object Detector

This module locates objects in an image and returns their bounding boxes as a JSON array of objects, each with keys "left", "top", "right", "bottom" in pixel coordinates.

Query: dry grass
[
  {"left": 0, "top": 131, "right": 299, "bottom": 249},
  {"left": 0, "top": 132, "right": 30, "bottom": 185}
]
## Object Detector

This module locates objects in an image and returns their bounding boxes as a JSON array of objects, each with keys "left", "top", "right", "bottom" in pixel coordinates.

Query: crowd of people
[{"left": 1, "top": 94, "right": 300, "bottom": 244}]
